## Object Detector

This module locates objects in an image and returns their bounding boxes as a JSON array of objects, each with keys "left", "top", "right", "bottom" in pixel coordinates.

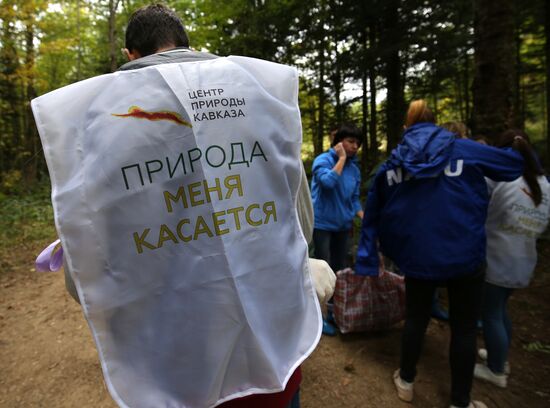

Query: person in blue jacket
[
  {"left": 311, "top": 124, "right": 363, "bottom": 335},
  {"left": 355, "top": 100, "right": 523, "bottom": 408}
]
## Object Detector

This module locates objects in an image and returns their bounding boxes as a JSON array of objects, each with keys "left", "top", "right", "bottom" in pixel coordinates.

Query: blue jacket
[
  {"left": 311, "top": 149, "right": 362, "bottom": 232},
  {"left": 355, "top": 122, "right": 524, "bottom": 280}
]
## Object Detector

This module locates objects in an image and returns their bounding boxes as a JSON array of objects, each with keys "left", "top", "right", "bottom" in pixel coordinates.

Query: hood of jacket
[{"left": 389, "top": 122, "right": 455, "bottom": 178}]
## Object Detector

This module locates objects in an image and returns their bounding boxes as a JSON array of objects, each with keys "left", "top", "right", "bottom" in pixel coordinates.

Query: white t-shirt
[{"left": 485, "top": 176, "right": 550, "bottom": 288}]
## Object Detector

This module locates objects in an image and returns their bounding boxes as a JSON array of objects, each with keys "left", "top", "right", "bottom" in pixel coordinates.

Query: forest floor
[{"left": 1, "top": 225, "right": 550, "bottom": 408}]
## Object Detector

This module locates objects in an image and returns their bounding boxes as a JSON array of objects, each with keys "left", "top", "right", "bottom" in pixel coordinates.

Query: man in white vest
[{"left": 49, "top": 4, "right": 336, "bottom": 408}]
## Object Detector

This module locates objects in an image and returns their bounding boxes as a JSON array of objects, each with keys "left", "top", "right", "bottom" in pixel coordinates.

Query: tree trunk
[
  {"left": 333, "top": 65, "right": 342, "bottom": 124},
  {"left": 315, "top": 3, "right": 326, "bottom": 157},
  {"left": 361, "top": 69, "right": 369, "bottom": 175},
  {"left": 383, "top": 0, "right": 405, "bottom": 153},
  {"left": 384, "top": 47, "right": 403, "bottom": 153},
  {"left": 330, "top": 1, "right": 343, "bottom": 126},
  {"left": 515, "top": 19, "right": 523, "bottom": 128},
  {"left": 472, "top": 0, "right": 518, "bottom": 141},
  {"left": 317, "top": 51, "right": 326, "bottom": 157},
  {"left": 361, "top": 73, "right": 368, "bottom": 149},
  {"left": 360, "top": 24, "right": 369, "bottom": 176},
  {"left": 24, "top": 19, "right": 38, "bottom": 183},
  {"left": 546, "top": 0, "right": 550, "bottom": 170},
  {"left": 76, "top": 0, "right": 82, "bottom": 81},
  {"left": 0, "top": 7, "right": 21, "bottom": 173},
  {"left": 464, "top": 52, "right": 470, "bottom": 126},
  {"left": 308, "top": 93, "right": 319, "bottom": 151},
  {"left": 432, "top": 73, "right": 439, "bottom": 119},
  {"left": 108, "top": 0, "right": 119, "bottom": 73},
  {"left": 369, "top": 22, "right": 378, "bottom": 163},
  {"left": 455, "top": 71, "right": 464, "bottom": 122}
]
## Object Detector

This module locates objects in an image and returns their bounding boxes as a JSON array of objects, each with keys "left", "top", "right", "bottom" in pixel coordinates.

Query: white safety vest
[{"left": 32, "top": 56, "right": 321, "bottom": 408}]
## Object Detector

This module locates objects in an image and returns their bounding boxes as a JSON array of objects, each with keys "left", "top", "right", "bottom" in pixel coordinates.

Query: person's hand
[
  {"left": 308, "top": 258, "right": 336, "bottom": 305},
  {"left": 334, "top": 142, "right": 346, "bottom": 160}
]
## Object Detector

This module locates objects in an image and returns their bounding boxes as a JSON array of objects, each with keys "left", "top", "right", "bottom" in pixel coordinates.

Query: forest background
[
  {"left": 2, "top": 3, "right": 550, "bottom": 407},
  {"left": 0, "top": 0, "right": 549, "bottom": 195}
]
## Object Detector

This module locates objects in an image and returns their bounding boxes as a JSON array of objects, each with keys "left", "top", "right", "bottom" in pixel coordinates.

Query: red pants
[{"left": 219, "top": 367, "right": 301, "bottom": 408}]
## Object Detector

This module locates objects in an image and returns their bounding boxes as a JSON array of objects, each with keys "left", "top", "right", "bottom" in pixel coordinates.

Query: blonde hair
[{"left": 405, "top": 99, "right": 435, "bottom": 128}]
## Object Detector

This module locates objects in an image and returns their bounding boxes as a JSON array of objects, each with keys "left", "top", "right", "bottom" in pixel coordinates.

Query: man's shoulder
[{"left": 118, "top": 48, "right": 219, "bottom": 71}]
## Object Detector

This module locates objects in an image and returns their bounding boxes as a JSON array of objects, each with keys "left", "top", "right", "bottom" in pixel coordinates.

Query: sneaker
[
  {"left": 322, "top": 319, "right": 337, "bottom": 336},
  {"left": 474, "top": 363, "right": 507, "bottom": 388},
  {"left": 449, "top": 400, "right": 488, "bottom": 408},
  {"left": 478, "top": 348, "right": 511, "bottom": 375},
  {"left": 393, "top": 369, "right": 413, "bottom": 402}
]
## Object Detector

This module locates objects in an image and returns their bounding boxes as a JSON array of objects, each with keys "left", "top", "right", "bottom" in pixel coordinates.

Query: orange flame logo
[{"left": 112, "top": 106, "right": 192, "bottom": 127}]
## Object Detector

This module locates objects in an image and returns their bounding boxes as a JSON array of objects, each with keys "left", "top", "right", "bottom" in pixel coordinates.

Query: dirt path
[{"left": 1, "top": 240, "right": 550, "bottom": 408}]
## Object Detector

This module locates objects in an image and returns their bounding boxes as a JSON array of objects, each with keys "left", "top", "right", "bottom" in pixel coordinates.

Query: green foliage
[
  {"left": 1, "top": 169, "right": 24, "bottom": 194},
  {"left": 1, "top": 0, "right": 549, "bottom": 186},
  {"left": 187, "top": 0, "right": 307, "bottom": 61},
  {"left": 0, "top": 181, "right": 55, "bottom": 245}
]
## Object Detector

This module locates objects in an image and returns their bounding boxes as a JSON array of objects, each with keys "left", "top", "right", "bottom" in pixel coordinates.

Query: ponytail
[{"left": 497, "top": 130, "right": 543, "bottom": 206}]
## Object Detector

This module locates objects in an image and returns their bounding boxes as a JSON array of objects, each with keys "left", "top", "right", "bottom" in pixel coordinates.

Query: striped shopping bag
[{"left": 333, "top": 267, "right": 405, "bottom": 333}]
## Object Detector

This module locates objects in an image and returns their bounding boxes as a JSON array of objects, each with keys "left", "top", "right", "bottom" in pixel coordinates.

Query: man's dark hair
[
  {"left": 125, "top": 3, "right": 189, "bottom": 57},
  {"left": 331, "top": 124, "right": 363, "bottom": 147}
]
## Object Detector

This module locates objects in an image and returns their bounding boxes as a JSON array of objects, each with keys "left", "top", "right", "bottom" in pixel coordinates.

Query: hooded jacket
[
  {"left": 355, "top": 122, "right": 523, "bottom": 280},
  {"left": 311, "top": 148, "right": 362, "bottom": 232}
]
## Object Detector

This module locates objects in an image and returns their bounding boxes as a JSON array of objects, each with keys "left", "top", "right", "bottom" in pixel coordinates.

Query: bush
[
  {"left": 0, "top": 180, "right": 55, "bottom": 245},
  {"left": 1, "top": 169, "right": 24, "bottom": 194}
]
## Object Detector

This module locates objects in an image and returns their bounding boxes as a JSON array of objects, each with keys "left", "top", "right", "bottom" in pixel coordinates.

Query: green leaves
[{"left": 1, "top": 0, "right": 549, "bottom": 188}]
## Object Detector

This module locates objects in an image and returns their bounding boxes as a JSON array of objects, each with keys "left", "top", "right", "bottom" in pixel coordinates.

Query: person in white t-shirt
[{"left": 475, "top": 129, "right": 550, "bottom": 389}]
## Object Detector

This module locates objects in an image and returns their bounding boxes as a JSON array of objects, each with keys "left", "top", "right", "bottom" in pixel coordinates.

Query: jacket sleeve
[
  {"left": 312, "top": 154, "right": 340, "bottom": 189},
  {"left": 354, "top": 170, "right": 383, "bottom": 276},
  {"left": 470, "top": 143, "right": 523, "bottom": 182}
]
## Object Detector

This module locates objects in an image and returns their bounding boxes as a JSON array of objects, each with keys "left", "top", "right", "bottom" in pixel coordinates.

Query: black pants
[
  {"left": 312, "top": 229, "right": 349, "bottom": 272},
  {"left": 399, "top": 268, "right": 484, "bottom": 407}
]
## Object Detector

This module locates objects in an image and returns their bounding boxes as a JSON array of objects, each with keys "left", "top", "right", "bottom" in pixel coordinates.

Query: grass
[{"left": 0, "top": 182, "right": 56, "bottom": 247}]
